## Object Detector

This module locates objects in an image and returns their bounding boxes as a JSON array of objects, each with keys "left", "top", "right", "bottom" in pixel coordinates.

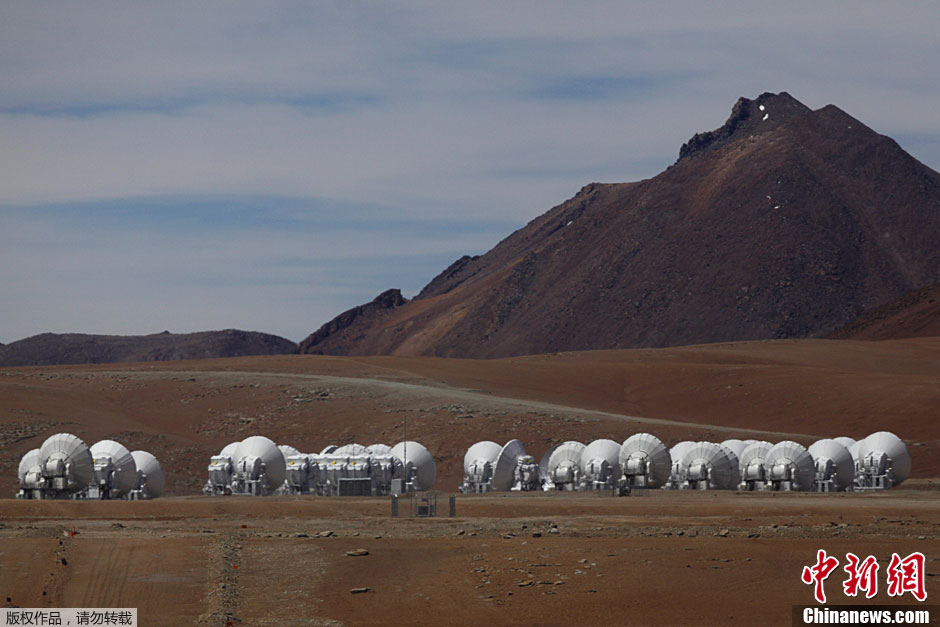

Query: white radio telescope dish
[
  {"left": 463, "top": 441, "right": 501, "bottom": 475},
  {"left": 669, "top": 441, "right": 696, "bottom": 466},
  {"left": 390, "top": 441, "right": 436, "bottom": 491},
  {"left": 538, "top": 443, "right": 562, "bottom": 483},
  {"left": 320, "top": 445, "right": 338, "bottom": 455},
  {"left": 366, "top": 443, "right": 391, "bottom": 455},
  {"left": 278, "top": 444, "right": 301, "bottom": 460},
  {"left": 808, "top": 439, "right": 854, "bottom": 491},
  {"left": 738, "top": 440, "right": 773, "bottom": 480},
  {"left": 764, "top": 441, "right": 815, "bottom": 491},
  {"left": 858, "top": 431, "right": 911, "bottom": 486},
  {"left": 492, "top": 439, "right": 528, "bottom": 491},
  {"left": 832, "top": 436, "right": 856, "bottom": 450},
  {"left": 620, "top": 433, "right": 671, "bottom": 488},
  {"left": 718, "top": 444, "right": 741, "bottom": 482},
  {"left": 579, "top": 439, "right": 621, "bottom": 487},
  {"left": 18, "top": 449, "right": 42, "bottom": 483},
  {"left": 90, "top": 440, "right": 138, "bottom": 495},
  {"left": 462, "top": 440, "right": 502, "bottom": 492},
  {"left": 546, "top": 441, "right": 586, "bottom": 488},
  {"left": 39, "top": 433, "right": 95, "bottom": 488},
  {"left": 720, "top": 439, "right": 748, "bottom": 460},
  {"left": 680, "top": 442, "right": 737, "bottom": 490},
  {"left": 234, "top": 436, "right": 287, "bottom": 489},
  {"left": 130, "top": 450, "right": 165, "bottom": 498},
  {"left": 220, "top": 441, "right": 240, "bottom": 458},
  {"left": 334, "top": 443, "right": 368, "bottom": 456},
  {"left": 548, "top": 441, "right": 586, "bottom": 470}
]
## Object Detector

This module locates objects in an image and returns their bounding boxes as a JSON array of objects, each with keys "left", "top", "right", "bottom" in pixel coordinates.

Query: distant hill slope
[
  {"left": 300, "top": 91, "right": 940, "bottom": 357},
  {"left": 0, "top": 329, "right": 297, "bottom": 367},
  {"left": 828, "top": 285, "right": 940, "bottom": 340}
]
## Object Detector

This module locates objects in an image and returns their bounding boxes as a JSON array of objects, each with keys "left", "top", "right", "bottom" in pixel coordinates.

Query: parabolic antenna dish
[
  {"left": 463, "top": 441, "right": 501, "bottom": 475},
  {"left": 18, "top": 449, "right": 41, "bottom": 482},
  {"left": 718, "top": 444, "right": 741, "bottom": 480},
  {"left": 808, "top": 439, "right": 854, "bottom": 490},
  {"left": 334, "top": 443, "right": 367, "bottom": 456},
  {"left": 366, "top": 443, "right": 391, "bottom": 455},
  {"left": 669, "top": 441, "right": 696, "bottom": 467},
  {"left": 234, "top": 436, "right": 287, "bottom": 488},
  {"left": 278, "top": 444, "right": 301, "bottom": 460},
  {"left": 764, "top": 441, "right": 815, "bottom": 491},
  {"left": 90, "top": 440, "right": 138, "bottom": 494},
  {"left": 390, "top": 441, "right": 436, "bottom": 491},
  {"left": 579, "top": 439, "right": 621, "bottom": 480},
  {"left": 832, "top": 437, "right": 856, "bottom": 450},
  {"left": 492, "top": 439, "right": 527, "bottom": 491},
  {"left": 680, "top": 442, "right": 737, "bottom": 490},
  {"left": 849, "top": 440, "right": 862, "bottom": 465},
  {"left": 538, "top": 443, "right": 562, "bottom": 482},
  {"left": 738, "top": 440, "right": 773, "bottom": 479},
  {"left": 720, "top": 439, "right": 748, "bottom": 459},
  {"left": 858, "top": 431, "right": 911, "bottom": 485},
  {"left": 39, "top": 433, "right": 95, "bottom": 487},
  {"left": 320, "top": 445, "right": 338, "bottom": 455},
  {"left": 219, "top": 441, "right": 240, "bottom": 458},
  {"left": 547, "top": 441, "right": 586, "bottom": 473},
  {"left": 620, "top": 433, "right": 671, "bottom": 487},
  {"left": 130, "top": 450, "right": 165, "bottom": 498}
]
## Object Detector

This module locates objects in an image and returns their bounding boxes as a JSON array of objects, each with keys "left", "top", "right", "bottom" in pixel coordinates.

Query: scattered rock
[
  {"left": 717, "top": 529, "right": 730, "bottom": 537},
  {"left": 517, "top": 580, "right": 533, "bottom": 587},
  {"left": 350, "top": 587, "right": 370, "bottom": 594},
  {"left": 346, "top": 549, "right": 369, "bottom": 557}
]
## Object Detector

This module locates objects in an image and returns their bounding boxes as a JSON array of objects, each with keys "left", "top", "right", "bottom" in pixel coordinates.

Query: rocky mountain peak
[{"left": 677, "top": 91, "right": 811, "bottom": 162}]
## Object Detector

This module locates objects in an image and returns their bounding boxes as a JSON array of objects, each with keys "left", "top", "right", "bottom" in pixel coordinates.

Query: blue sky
[{"left": 1, "top": 2, "right": 938, "bottom": 344}]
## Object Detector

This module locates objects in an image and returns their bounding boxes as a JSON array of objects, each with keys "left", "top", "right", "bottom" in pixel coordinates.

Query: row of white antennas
[
  {"left": 461, "top": 431, "right": 910, "bottom": 494},
  {"left": 16, "top": 433, "right": 164, "bottom": 500},
  {"left": 204, "top": 436, "right": 436, "bottom": 497}
]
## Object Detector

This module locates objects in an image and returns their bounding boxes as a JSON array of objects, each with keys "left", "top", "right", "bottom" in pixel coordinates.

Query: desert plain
[{"left": 1, "top": 337, "right": 938, "bottom": 625}]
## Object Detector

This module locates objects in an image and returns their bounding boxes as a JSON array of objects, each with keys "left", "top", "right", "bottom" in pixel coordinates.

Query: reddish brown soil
[
  {"left": 1, "top": 338, "right": 938, "bottom": 625},
  {"left": 1, "top": 493, "right": 937, "bottom": 626}
]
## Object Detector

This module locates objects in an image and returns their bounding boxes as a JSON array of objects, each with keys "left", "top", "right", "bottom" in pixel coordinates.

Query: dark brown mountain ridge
[
  {"left": 303, "top": 91, "right": 940, "bottom": 357},
  {"left": 0, "top": 329, "right": 297, "bottom": 367}
]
